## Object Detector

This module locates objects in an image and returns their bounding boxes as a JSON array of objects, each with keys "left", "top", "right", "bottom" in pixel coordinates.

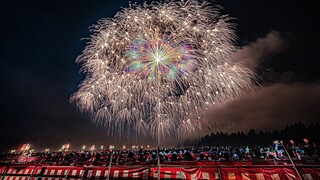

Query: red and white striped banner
[
  {"left": 59, "top": 166, "right": 149, "bottom": 179},
  {"left": 150, "top": 167, "right": 219, "bottom": 179},
  {"left": 160, "top": 160, "right": 280, "bottom": 166},
  {"left": 1, "top": 166, "right": 149, "bottom": 180},
  {"left": 4, "top": 165, "right": 41, "bottom": 176},
  {"left": 150, "top": 167, "right": 301, "bottom": 180},
  {"left": 41, "top": 166, "right": 70, "bottom": 179},
  {"left": 300, "top": 168, "right": 320, "bottom": 180},
  {"left": 1, "top": 165, "right": 320, "bottom": 179},
  {"left": 0, "top": 165, "right": 6, "bottom": 174},
  {"left": 219, "top": 167, "right": 299, "bottom": 180},
  {"left": 2, "top": 176, "right": 33, "bottom": 180},
  {"left": 2, "top": 165, "right": 42, "bottom": 180}
]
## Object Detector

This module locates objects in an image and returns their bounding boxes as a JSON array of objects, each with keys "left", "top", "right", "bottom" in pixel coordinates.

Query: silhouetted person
[
  {"left": 198, "top": 153, "right": 206, "bottom": 161},
  {"left": 170, "top": 153, "right": 179, "bottom": 161},
  {"left": 183, "top": 152, "right": 195, "bottom": 161}
]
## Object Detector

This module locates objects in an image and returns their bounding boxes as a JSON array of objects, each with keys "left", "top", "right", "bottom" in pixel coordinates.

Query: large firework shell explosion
[{"left": 71, "top": 0, "right": 255, "bottom": 141}]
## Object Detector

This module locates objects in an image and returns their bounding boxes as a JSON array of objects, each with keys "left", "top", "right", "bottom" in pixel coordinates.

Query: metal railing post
[
  {"left": 217, "top": 166, "right": 223, "bottom": 180},
  {"left": 157, "top": 147, "right": 161, "bottom": 180},
  {"left": 279, "top": 141, "right": 303, "bottom": 180},
  {"left": 106, "top": 151, "right": 114, "bottom": 180},
  {"left": 0, "top": 155, "right": 14, "bottom": 180},
  {"left": 28, "top": 163, "right": 39, "bottom": 180},
  {"left": 63, "top": 167, "right": 71, "bottom": 180}
]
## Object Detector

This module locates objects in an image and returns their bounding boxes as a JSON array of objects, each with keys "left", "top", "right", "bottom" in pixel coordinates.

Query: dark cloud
[{"left": 205, "top": 82, "right": 320, "bottom": 133}]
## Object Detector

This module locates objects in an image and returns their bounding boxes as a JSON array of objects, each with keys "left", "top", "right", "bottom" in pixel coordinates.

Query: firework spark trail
[{"left": 71, "top": 0, "right": 255, "bottom": 141}]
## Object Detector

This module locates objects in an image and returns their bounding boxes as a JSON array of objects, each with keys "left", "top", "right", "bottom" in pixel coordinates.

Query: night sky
[{"left": 1, "top": 0, "right": 319, "bottom": 152}]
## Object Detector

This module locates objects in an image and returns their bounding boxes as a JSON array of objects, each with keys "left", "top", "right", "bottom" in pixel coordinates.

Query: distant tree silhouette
[
  {"left": 247, "top": 129, "right": 256, "bottom": 136},
  {"left": 198, "top": 122, "right": 320, "bottom": 146}
]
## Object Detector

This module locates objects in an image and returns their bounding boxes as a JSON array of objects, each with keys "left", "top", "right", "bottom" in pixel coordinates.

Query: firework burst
[{"left": 71, "top": 0, "right": 255, "bottom": 142}]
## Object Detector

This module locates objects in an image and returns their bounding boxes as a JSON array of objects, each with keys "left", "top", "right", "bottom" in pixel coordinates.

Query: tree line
[{"left": 196, "top": 121, "right": 319, "bottom": 146}]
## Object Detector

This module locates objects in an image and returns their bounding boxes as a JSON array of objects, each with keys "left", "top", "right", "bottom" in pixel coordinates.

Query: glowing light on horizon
[{"left": 71, "top": 0, "right": 255, "bottom": 141}]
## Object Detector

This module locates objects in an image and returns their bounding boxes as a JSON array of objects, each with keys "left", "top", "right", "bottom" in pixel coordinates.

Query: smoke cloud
[
  {"left": 231, "top": 31, "right": 288, "bottom": 68},
  {"left": 205, "top": 31, "right": 319, "bottom": 133},
  {"left": 205, "top": 83, "right": 320, "bottom": 133}
]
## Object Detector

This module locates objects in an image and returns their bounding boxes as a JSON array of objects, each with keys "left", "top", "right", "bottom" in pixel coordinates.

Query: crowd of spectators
[{"left": 1, "top": 142, "right": 319, "bottom": 166}]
